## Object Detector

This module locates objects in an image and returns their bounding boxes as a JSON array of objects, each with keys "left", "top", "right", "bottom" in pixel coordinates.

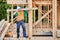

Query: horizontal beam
[
  {"left": 33, "top": 9, "right": 52, "bottom": 27},
  {"left": 7, "top": 3, "right": 28, "bottom": 5},
  {"left": 7, "top": 8, "right": 38, "bottom": 12},
  {"left": 6, "top": 0, "right": 27, "bottom": 4},
  {"left": 4, "top": 37, "right": 28, "bottom": 40},
  {"left": 35, "top": 1, "right": 52, "bottom": 5},
  {"left": 3, "top": 37, "right": 53, "bottom": 40}
]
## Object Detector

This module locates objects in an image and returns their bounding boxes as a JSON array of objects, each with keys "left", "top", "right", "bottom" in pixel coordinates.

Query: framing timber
[
  {"left": 52, "top": 0, "right": 57, "bottom": 40},
  {"left": 11, "top": 4, "right": 13, "bottom": 23},
  {"left": 38, "top": 5, "right": 42, "bottom": 30},
  {"left": 0, "top": 21, "right": 5, "bottom": 33},
  {"left": 7, "top": 8, "right": 38, "bottom": 12},
  {"left": 28, "top": 0, "right": 32, "bottom": 40},
  {"left": 7, "top": 11, "right": 9, "bottom": 22},
  {"left": 0, "top": 23, "right": 10, "bottom": 40},
  {"left": 35, "top": 1, "right": 52, "bottom": 5},
  {"left": 47, "top": 3, "right": 49, "bottom": 28},
  {"left": 6, "top": 0, "right": 27, "bottom": 4}
]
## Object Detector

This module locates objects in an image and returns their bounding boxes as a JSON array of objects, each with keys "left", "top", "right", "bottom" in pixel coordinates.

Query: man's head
[
  {"left": 17, "top": 6, "right": 21, "bottom": 12},
  {"left": 17, "top": 6, "right": 23, "bottom": 12}
]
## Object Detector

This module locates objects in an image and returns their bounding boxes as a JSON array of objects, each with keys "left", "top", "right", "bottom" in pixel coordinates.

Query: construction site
[{"left": 0, "top": 0, "right": 60, "bottom": 40}]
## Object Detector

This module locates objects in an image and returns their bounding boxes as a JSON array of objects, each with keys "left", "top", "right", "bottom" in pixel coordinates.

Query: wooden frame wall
[{"left": 6, "top": 0, "right": 58, "bottom": 40}]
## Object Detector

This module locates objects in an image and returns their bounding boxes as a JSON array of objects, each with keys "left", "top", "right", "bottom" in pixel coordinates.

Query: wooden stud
[
  {"left": 49, "top": 4, "right": 52, "bottom": 28},
  {"left": 11, "top": 3, "right": 13, "bottom": 23},
  {"left": 7, "top": 11, "right": 9, "bottom": 22},
  {"left": 33, "top": 1, "right": 36, "bottom": 24},
  {"left": 47, "top": 1, "right": 49, "bottom": 28},
  {"left": 52, "top": 0, "right": 57, "bottom": 40},
  {"left": 33, "top": 10, "right": 35, "bottom": 28},
  {"left": 0, "top": 21, "right": 5, "bottom": 33},
  {"left": 38, "top": 5, "right": 40, "bottom": 21},
  {"left": 28, "top": 0, "right": 32, "bottom": 40},
  {"left": 38, "top": 5, "right": 42, "bottom": 30}
]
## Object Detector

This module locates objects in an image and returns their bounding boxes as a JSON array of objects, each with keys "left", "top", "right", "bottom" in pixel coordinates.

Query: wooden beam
[
  {"left": 52, "top": 0, "right": 57, "bottom": 40},
  {"left": 47, "top": 3, "right": 49, "bottom": 28},
  {"left": 38, "top": 5, "right": 41, "bottom": 21},
  {"left": 11, "top": 4, "right": 13, "bottom": 23},
  {"left": 28, "top": 0, "right": 32, "bottom": 40},
  {"left": 0, "top": 21, "right": 5, "bottom": 33},
  {"left": 38, "top": 5, "right": 42, "bottom": 30},
  {"left": 0, "top": 19, "right": 5, "bottom": 27},
  {"left": 7, "top": 8, "right": 38, "bottom": 12},
  {"left": 33, "top": 1, "right": 36, "bottom": 24},
  {"left": 7, "top": 3, "right": 28, "bottom": 6},
  {"left": 33, "top": 9, "right": 52, "bottom": 27},
  {"left": 4, "top": 37, "right": 28, "bottom": 40},
  {"left": 0, "top": 23, "right": 10, "bottom": 40},
  {"left": 7, "top": 0, "right": 27, "bottom": 4},
  {"left": 7, "top": 11, "right": 9, "bottom": 22},
  {"left": 35, "top": 1, "right": 52, "bottom": 5},
  {"left": 34, "top": 9, "right": 35, "bottom": 24},
  {"left": 49, "top": 4, "right": 52, "bottom": 29}
]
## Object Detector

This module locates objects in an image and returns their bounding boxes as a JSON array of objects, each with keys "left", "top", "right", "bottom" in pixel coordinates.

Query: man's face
[{"left": 18, "top": 9, "right": 20, "bottom": 12}]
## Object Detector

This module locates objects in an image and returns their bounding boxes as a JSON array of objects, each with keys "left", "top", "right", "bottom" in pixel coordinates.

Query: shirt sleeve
[
  {"left": 14, "top": 12, "right": 16, "bottom": 15},
  {"left": 14, "top": 12, "right": 18, "bottom": 17}
]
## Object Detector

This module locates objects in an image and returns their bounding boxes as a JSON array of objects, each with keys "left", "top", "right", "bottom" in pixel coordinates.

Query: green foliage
[
  {"left": 7, "top": 4, "right": 12, "bottom": 9},
  {"left": 0, "top": 1, "right": 7, "bottom": 20},
  {"left": 0, "top": 0, "right": 12, "bottom": 20}
]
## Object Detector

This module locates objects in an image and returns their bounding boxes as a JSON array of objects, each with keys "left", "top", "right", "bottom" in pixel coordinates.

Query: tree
[{"left": 0, "top": 0, "right": 12, "bottom": 20}]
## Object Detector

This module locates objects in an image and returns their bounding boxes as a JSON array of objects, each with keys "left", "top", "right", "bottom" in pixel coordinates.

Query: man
[{"left": 14, "top": 6, "right": 28, "bottom": 38}]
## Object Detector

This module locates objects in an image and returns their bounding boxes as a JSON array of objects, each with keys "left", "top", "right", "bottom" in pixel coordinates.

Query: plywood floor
[{"left": 4, "top": 37, "right": 53, "bottom": 40}]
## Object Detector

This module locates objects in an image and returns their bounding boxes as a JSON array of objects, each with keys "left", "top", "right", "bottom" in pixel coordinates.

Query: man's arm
[
  {"left": 14, "top": 12, "right": 16, "bottom": 15},
  {"left": 14, "top": 12, "right": 18, "bottom": 17}
]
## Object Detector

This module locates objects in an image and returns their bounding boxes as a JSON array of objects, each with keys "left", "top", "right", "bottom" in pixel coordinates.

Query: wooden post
[
  {"left": 38, "top": 5, "right": 42, "bottom": 30},
  {"left": 11, "top": 4, "right": 13, "bottom": 23},
  {"left": 28, "top": 0, "right": 32, "bottom": 40},
  {"left": 33, "top": 1, "right": 35, "bottom": 24},
  {"left": 38, "top": 5, "right": 40, "bottom": 20},
  {"left": 7, "top": 11, "right": 9, "bottom": 22},
  {"left": 48, "top": 3, "right": 49, "bottom": 28},
  {"left": 34, "top": 8, "right": 35, "bottom": 24},
  {"left": 49, "top": 4, "right": 52, "bottom": 28},
  {"left": 52, "top": 0, "right": 57, "bottom": 40}
]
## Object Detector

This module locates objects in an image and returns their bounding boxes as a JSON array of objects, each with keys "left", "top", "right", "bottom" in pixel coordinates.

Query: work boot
[{"left": 24, "top": 36, "right": 28, "bottom": 38}]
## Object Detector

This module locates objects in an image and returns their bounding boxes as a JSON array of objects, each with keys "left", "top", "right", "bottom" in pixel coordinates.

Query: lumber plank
[
  {"left": 7, "top": 8, "right": 38, "bottom": 12},
  {"left": 0, "top": 23, "right": 10, "bottom": 40}
]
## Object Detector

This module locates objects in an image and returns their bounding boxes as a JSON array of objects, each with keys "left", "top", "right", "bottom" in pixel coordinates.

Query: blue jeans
[{"left": 16, "top": 20, "right": 26, "bottom": 37}]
